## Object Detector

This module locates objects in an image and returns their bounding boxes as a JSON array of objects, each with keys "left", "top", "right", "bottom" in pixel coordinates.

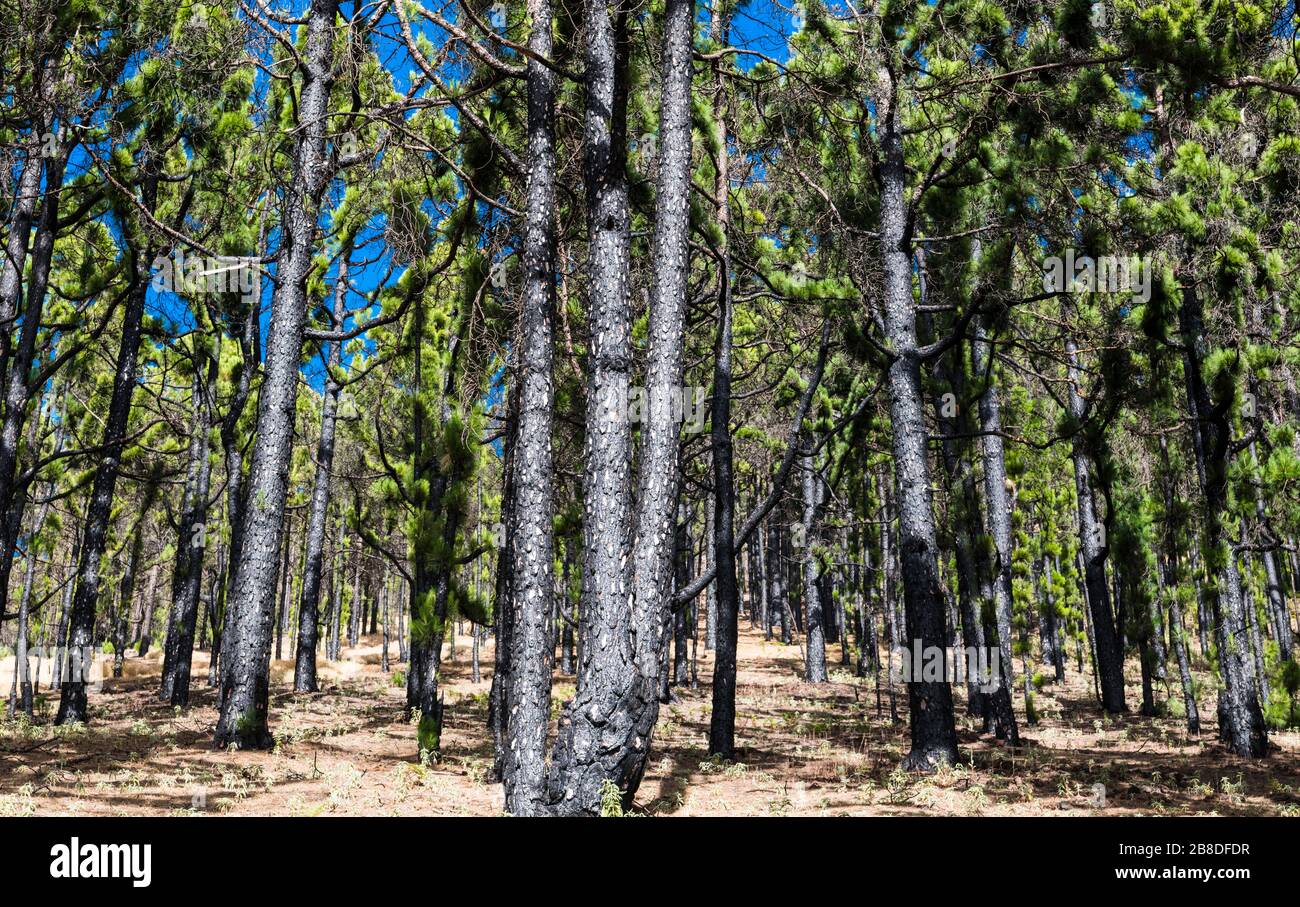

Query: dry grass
[{"left": 2, "top": 624, "right": 1298, "bottom": 816}]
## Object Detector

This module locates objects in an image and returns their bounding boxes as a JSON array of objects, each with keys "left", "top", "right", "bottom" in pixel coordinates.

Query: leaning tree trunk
[
  {"left": 55, "top": 170, "right": 159, "bottom": 725},
  {"left": 216, "top": 0, "right": 340, "bottom": 749}
]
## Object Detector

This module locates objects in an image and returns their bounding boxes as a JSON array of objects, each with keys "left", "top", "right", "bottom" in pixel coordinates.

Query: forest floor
[{"left": 2, "top": 623, "right": 1299, "bottom": 816}]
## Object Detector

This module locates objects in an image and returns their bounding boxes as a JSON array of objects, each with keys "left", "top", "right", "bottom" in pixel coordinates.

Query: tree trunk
[
  {"left": 502, "top": 0, "right": 559, "bottom": 817},
  {"left": 1179, "top": 286, "right": 1267, "bottom": 756},
  {"left": 161, "top": 348, "right": 217, "bottom": 706},
  {"left": 216, "top": 0, "right": 340, "bottom": 749},
  {"left": 1064, "top": 333, "right": 1127, "bottom": 714},
  {"left": 55, "top": 167, "right": 158, "bottom": 725},
  {"left": 0, "top": 99, "right": 65, "bottom": 623},
  {"left": 544, "top": 0, "right": 694, "bottom": 815},
  {"left": 799, "top": 448, "right": 828, "bottom": 684},
  {"left": 706, "top": 17, "right": 741, "bottom": 751},
  {"left": 294, "top": 259, "right": 349, "bottom": 689},
  {"left": 972, "top": 319, "right": 1020, "bottom": 743},
  {"left": 876, "top": 81, "right": 957, "bottom": 768}
]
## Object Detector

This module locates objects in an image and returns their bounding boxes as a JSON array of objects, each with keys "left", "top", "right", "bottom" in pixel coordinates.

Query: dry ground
[{"left": 2, "top": 623, "right": 1299, "bottom": 816}]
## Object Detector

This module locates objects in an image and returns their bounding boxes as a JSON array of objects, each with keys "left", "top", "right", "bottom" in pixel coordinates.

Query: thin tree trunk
[
  {"left": 160, "top": 348, "right": 217, "bottom": 706},
  {"left": 707, "top": 11, "right": 741, "bottom": 751},
  {"left": 972, "top": 317, "right": 1019, "bottom": 743},
  {"left": 294, "top": 257, "right": 349, "bottom": 689},
  {"left": 55, "top": 167, "right": 159, "bottom": 725},
  {"left": 1064, "top": 332, "right": 1127, "bottom": 714},
  {"left": 799, "top": 448, "right": 828, "bottom": 684}
]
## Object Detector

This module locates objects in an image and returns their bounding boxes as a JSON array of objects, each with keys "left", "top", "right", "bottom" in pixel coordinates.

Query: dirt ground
[{"left": 2, "top": 623, "right": 1298, "bottom": 816}]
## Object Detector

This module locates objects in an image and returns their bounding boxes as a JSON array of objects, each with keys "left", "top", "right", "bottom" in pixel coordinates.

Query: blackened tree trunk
[
  {"left": 1250, "top": 442, "right": 1293, "bottom": 662},
  {"left": 1065, "top": 332, "right": 1126, "bottom": 714},
  {"left": 972, "top": 319, "right": 1019, "bottom": 744},
  {"left": 707, "top": 12, "right": 741, "bottom": 750},
  {"left": 275, "top": 513, "right": 293, "bottom": 661},
  {"left": 673, "top": 515, "right": 691, "bottom": 685},
  {"left": 487, "top": 382, "right": 517, "bottom": 785},
  {"left": 207, "top": 541, "right": 226, "bottom": 687},
  {"left": 216, "top": 0, "right": 340, "bottom": 748},
  {"left": 544, "top": 0, "right": 694, "bottom": 815},
  {"left": 137, "top": 565, "right": 159, "bottom": 657},
  {"left": 11, "top": 494, "right": 51, "bottom": 716},
  {"left": 752, "top": 507, "right": 767, "bottom": 632},
  {"left": 932, "top": 347, "right": 988, "bottom": 714},
  {"left": 0, "top": 91, "right": 64, "bottom": 622},
  {"left": 216, "top": 217, "right": 262, "bottom": 673},
  {"left": 768, "top": 518, "right": 789, "bottom": 643},
  {"left": 56, "top": 169, "right": 159, "bottom": 725},
  {"left": 1179, "top": 286, "right": 1266, "bottom": 756},
  {"left": 381, "top": 572, "right": 391, "bottom": 672},
  {"left": 876, "top": 80, "right": 957, "bottom": 769},
  {"left": 347, "top": 545, "right": 361, "bottom": 649},
  {"left": 502, "top": 0, "right": 559, "bottom": 817},
  {"left": 53, "top": 530, "right": 80, "bottom": 688},
  {"left": 326, "top": 517, "right": 346, "bottom": 662},
  {"left": 160, "top": 347, "right": 217, "bottom": 706},
  {"left": 295, "top": 258, "right": 350, "bottom": 690},
  {"left": 1157, "top": 436, "right": 1199, "bottom": 733},
  {"left": 1042, "top": 554, "right": 1065, "bottom": 682},
  {"left": 705, "top": 496, "right": 716, "bottom": 651},
  {"left": 543, "top": 0, "right": 637, "bottom": 814},
  {"left": 799, "top": 447, "right": 828, "bottom": 684}
]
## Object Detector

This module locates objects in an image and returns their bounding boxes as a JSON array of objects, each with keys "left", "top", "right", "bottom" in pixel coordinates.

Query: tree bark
[
  {"left": 972, "top": 318, "right": 1020, "bottom": 743},
  {"left": 876, "top": 77, "right": 958, "bottom": 769},
  {"left": 799, "top": 447, "right": 828, "bottom": 684},
  {"left": 56, "top": 167, "right": 159, "bottom": 725},
  {"left": 1064, "top": 332, "right": 1127, "bottom": 714},
  {"left": 215, "top": 0, "right": 340, "bottom": 748},
  {"left": 502, "top": 0, "right": 559, "bottom": 817},
  {"left": 1179, "top": 286, "right": 1266, "bottom": 756},
  {"left": 544, "top": 0, "right": 695, "bottom": 815},
  {"left": 160, "top": 347, "right": 217, "bottom": 706},
  {"left": 295, "top": 258, "right": 350, "bottom": 689}
]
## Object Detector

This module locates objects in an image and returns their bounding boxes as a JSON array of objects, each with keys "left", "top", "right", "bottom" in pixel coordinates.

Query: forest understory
[{"left": 4, "top": 622, "right": 1298, "bottom": 817}]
